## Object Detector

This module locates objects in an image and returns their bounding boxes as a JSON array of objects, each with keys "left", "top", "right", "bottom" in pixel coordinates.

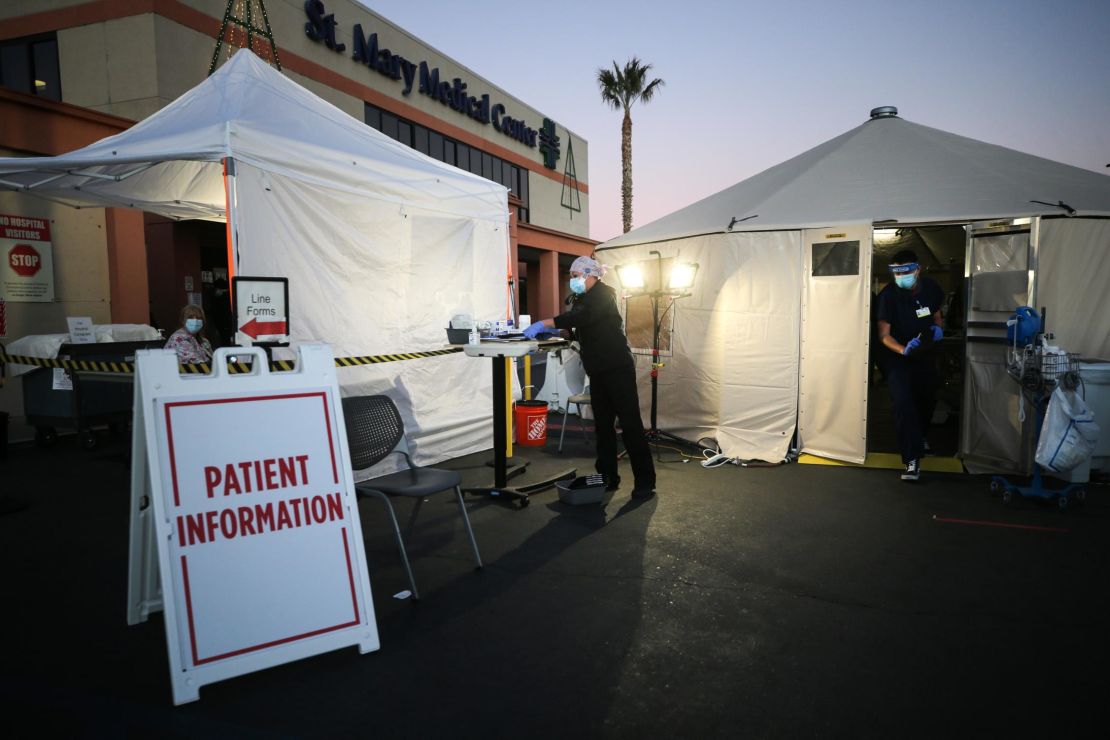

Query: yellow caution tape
[{"left": 0, "top": 347, "right": 463, "bottom": 376}]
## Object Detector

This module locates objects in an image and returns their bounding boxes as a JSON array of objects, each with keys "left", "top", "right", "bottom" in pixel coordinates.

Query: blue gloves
[
  {"left": 523, "top": 321, "right": 548, "bottom": 339},
  {"left": 903, "top": 337, "right": 922, "bottom": 355},
  {"left": 931, "top": 325, "right": 943, "bottom": 341}
]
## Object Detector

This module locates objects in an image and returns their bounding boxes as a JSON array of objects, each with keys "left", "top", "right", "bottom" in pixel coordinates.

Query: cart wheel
[
  {"left": 1057, "top": 496, "right": 1068, "bottom": 511},
  {"left": 80, "top": 430, "right": 98, "bottom": 450},
  {"left": 35, "top": 427, "right": 57, "bottom": 447},
  {"left": 1001, "top": 489, "right": 1012, "bottom": 505},
  {"left": 1075, "top": 488, "right": 1086, "bottom": 504},
  {"left": 518, "top": 497, "right": 530, "bottom": 509},
  {"left": 989, "top": 480, "right": 1001, "bottom": 493}
]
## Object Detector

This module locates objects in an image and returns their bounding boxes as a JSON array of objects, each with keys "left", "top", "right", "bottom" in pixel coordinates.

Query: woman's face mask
[
  {"left": 185, "top": 318, "right": 203, "bottom": 334},
  {"left": 569, "top": 276, "right": 587, "bottom": 294}
]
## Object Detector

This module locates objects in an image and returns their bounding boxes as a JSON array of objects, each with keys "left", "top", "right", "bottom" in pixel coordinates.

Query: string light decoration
[{"left": 209, "top": 0, "right": 282, "bottom": 75}]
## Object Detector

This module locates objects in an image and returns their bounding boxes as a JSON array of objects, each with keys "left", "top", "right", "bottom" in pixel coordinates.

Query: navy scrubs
[{"left": 876, "top": 276, "right": 944, "bottom": 463}]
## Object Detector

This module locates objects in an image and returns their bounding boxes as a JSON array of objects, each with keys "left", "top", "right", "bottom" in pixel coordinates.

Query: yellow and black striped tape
[{"left": 0, "top": 347, "right": 463, "bottom": 376}]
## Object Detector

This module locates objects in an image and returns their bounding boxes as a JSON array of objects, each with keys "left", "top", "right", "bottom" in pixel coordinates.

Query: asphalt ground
[{"left": 1, "top": 426, "right": 1107, "bottom": 739}]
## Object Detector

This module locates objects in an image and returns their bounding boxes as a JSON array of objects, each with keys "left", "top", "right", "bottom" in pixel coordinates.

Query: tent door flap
[
  {"left": 798, "top": 225, "right": 873, "bottom": 464},
  {"left": 960, "top": 221, "right": 1035, "bottom": 472}
]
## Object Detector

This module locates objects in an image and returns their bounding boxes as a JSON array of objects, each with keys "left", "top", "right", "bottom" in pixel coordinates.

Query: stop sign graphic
[{"left": 9, "top": 243, "right": 41, "bottom": 277}]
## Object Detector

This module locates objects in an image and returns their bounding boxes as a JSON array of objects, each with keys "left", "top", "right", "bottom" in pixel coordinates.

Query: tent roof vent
[{"left": 870, "top": 106, "right": 899, "bottom": 120}]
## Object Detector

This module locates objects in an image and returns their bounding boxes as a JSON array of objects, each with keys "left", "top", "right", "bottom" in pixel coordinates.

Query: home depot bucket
[{"left": 514, "top": 400, "right": 548, "bottom": 446}]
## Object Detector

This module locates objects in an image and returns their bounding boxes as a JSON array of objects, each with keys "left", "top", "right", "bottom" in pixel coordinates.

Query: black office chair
[{"left": 343, "top": 395, "right": 482, "bottom": 600}]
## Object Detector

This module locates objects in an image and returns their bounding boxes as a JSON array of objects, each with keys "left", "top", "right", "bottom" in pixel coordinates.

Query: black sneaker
[
  {"left": 901, "top": 459, "right": 920, "bottom": 482},
  {"left": 603, "top": 475, "right": 621, "bottom": 492},
  {"left": 631, "top": 486, "right": 656, "bottom": 499},
  {"left": 922, "top": 440, "right": 932, "bottom": 456}
]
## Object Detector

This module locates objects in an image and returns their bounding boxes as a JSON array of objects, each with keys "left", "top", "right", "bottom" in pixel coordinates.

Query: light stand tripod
[
  {"left": 642, "top": 289, "right": 697, "bottom": 450},
  {"left": 639, "top": 251, "right": 698, "bottom": 452}
]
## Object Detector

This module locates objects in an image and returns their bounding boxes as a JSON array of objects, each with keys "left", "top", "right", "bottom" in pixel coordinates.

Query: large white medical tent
[
  {"left": 0, "top": 51, "right": 510, "bottom": 469},
  {"left": 598, "top": 107, "right": 1110, "bottom": 469}
]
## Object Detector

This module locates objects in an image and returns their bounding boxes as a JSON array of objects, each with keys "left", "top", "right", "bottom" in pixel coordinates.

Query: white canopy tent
[
  {"left": 0, "top": 50, "right": 512, "bottom": 470},
  {"left": 598, "top": 107, "right": 1110, "bottom": 468}
]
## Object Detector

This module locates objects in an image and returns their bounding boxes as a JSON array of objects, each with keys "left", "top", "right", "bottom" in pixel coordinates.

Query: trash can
[{"left": 514, "top": 400, "right": 548, "bottom": 446}]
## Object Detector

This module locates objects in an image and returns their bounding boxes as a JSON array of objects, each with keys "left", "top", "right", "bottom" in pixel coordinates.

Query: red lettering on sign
[
  {"left": 203, "top": 454, "right": 310, "bottom": 497},
  {"left": 174, "top": 493, "right": 347, "bottom": 547}
]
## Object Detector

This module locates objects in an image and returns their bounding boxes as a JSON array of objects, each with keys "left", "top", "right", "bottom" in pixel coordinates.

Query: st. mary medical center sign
[{"left": 304, "top": 1, "right": 561, "bottom": 167}]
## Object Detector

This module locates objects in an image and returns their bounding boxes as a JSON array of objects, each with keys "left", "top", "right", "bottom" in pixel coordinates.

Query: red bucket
[{"left": 514, "top": 400, "right": 549, "bottom": 446}]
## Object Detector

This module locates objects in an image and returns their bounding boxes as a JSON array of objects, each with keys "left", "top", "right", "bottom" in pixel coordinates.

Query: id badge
[{"left": 915, "top": 306, "right": 931, "bottom": 318}]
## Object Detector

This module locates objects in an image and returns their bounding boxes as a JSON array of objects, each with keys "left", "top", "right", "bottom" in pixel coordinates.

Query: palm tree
[{"left": 597, "top": 58, "right": 664, "bottom": 234}]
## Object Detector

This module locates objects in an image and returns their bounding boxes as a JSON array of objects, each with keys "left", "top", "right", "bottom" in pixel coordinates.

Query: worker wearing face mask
[
  {"left": 523, "top": 255, "right": 656, "bottom": 499},
  {"left": 876, "top": 249, "right": 944, "bottom": 482}
]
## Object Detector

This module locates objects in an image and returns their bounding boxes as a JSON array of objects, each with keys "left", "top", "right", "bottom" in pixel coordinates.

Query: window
[
  {"left": 364, "top": 104, "right": 381, "bottom": 130},
  {"left": 811, "top": 241, "right": 859, "bottom": 276},
  {"left": 380, "top": 111, "right": 399, "bottom": 141},
  {"left": 0, "top": 34, "right": 61, "bottom": 101},
  {"left": 397, "top": 120, "right": 412, "bottom": 147},
  {"left": 414, "top": 125, "right": 429, "bottom": 155},
  {"left": 468, "top": 146, "right": 482, "bottom": 176},
  {"left": 362, "top": 103, "right": 531, "bottom": 222}
]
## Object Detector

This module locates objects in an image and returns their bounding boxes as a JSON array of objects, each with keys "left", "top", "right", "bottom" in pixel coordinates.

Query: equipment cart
[
  {"left": 21, "top": 339, "right": 165, "bottom": 449},
  {"left": 990, "top": 344, "right": 1087, "bottom": 510}
]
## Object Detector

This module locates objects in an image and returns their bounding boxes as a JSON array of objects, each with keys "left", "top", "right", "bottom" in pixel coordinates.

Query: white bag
[{"left": 1035, "top": 387, "right": 1100, "bottom": 472}]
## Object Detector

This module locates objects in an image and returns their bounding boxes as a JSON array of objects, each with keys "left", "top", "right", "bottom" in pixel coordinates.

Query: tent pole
[{"left": 222, "top": 157, "right": 239, "bottom": 307}]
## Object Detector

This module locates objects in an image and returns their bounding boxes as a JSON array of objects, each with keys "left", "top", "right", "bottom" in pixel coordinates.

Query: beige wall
[
  {"left": 528, "top": 173, "right": 590, "bottom": 234},
  {"left": 0, "top": 179, "right": 111, "bottom": 440}
]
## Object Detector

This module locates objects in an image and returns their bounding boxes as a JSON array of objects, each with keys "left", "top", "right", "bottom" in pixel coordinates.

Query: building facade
[{"left": 0, "top": 0, "right": 594, "bottom": 433}]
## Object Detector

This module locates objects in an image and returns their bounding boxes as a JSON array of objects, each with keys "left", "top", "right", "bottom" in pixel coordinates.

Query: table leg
[{"left": 463, "top": 355, "right": 575, "bottom": 507}]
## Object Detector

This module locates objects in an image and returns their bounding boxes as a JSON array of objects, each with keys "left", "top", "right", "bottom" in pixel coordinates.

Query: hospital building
[{"left": 0, "top": 0, "right": 595, "bottom": 435}]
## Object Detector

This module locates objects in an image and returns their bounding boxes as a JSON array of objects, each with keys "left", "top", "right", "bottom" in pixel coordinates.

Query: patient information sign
[{"left": 156, "top": 389, "right": 364, "bottom": 667}]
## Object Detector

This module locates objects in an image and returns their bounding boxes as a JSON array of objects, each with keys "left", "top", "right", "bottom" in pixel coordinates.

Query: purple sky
[{"left": 361, "top": 0, "right": 1110, "bottom": 243}]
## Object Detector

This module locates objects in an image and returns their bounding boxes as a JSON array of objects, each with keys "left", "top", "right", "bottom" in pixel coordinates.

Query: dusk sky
[{"left": 363, "top": 0, "right": 1110, "bottom": 243}]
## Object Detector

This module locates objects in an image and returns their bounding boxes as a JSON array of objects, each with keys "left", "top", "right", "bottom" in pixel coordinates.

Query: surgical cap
[{"left": 570, "top": 255, "right": 606, "bottom": 277}]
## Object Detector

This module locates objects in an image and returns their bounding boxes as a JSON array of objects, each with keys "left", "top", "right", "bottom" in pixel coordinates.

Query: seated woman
[{"left": 165, "top": 304, "right": 213, "bottom": 363}]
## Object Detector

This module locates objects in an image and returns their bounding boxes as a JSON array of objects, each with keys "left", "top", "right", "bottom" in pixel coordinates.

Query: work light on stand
[{"left": 617, "top": 251, "right": 700, "bottom": 455}]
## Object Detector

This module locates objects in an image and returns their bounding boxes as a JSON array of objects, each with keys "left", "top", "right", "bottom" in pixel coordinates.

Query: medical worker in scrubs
[{"left": 523, "top": 256, "right": 656, "bottom": 498}]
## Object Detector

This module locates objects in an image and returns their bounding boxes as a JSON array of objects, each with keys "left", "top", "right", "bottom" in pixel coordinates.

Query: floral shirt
[{"left": 166, "top": 328, "right": 213, "bottom": 363}]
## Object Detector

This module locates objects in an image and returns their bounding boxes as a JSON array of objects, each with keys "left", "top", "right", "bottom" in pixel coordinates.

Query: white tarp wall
[
  {"left": 602, "top": 231, "right": 802, "bottom": 463},
  {"left": 235, "top": 162, "right": 506, "bottom": 471},
  {"left": 1038, "top": 218, "right": 1110, "bottom": 359}
]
